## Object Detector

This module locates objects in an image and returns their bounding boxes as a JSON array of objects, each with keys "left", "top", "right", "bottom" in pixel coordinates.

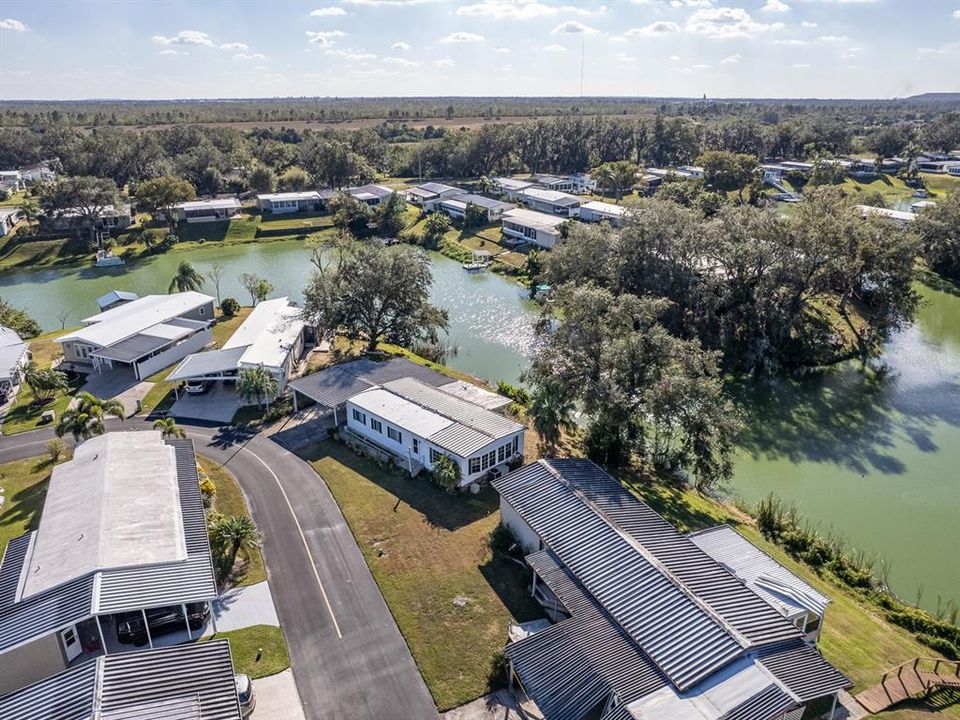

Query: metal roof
[
  {"left": 348, "top": 184, "right": 394, "bottom": 199},
  {"left": 91, "top": 321, "right": 199, "bottom": 363},
  {"left": 0, "top": 640, "right": 241, "bottom": 720},
  {"left": 0, "top": 339, "right": 27, "bottom": 382},
  {"left": 720, "top": 685, "right": 796, "bottom": 720},
  {"left": 224, "top": 297, "right": 304, "bottom": 370},
  {"left": 689, "top": 525, "right": 830, "bottom": 619},
  {"left": 494, "top": 462, "right": 743, "bottom": 691},
  {"left": 96, "top": 290, "right": 139, "bottom": 310},
  {"left": 427, "top": 422, "right": 497, "bottom": 457},
  {"left": 548, "top": 459, "right": 801, "bottom": 647},
  {"left": 177, "top": 198, "right": 241, "bottom": 212},
  {"left": 494, "top": 177, "right": 535, "bottom": 191},
  {"left": 518, "top": 187, "right": 582, "bottom": 206},
  {"left": 288, "top": 357, "right": 452, "bottom": 409},
  {"left": 437, "top": 380, "right": 511, "bottom": 411},
  {"left": 502, "top": 208, "right": 567, "bottom": 231},
  {"left": 409, "top": 182, "right": 460, "bottom": 197},
  {"left": 442, "top": 193, "right": 513, "bottom": 211},
  {"left": 383, "top": 377, "right": 523, "bottom": 439},
  {"left": 167, "top": 346, "right": 247, "bottom": 381},
  {"left": 0, "top": 437, "right": 217, "bottom": 653},
  {"left": 755, "top": 640, "right": 852, "bottom": 702},
  {"left": 257, "top": 191, "right": 321, "bottom": 202}
]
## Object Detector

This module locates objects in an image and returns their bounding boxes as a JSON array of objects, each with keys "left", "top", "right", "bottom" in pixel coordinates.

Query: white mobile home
[
  {"left": 517, "top": 187, "right": 582, "bottom": 217},
  {"left": 856, "top": 204, "right": 916, "bottom": 226},
  {"left": 0, "top": 326, "right": 29, "bottom": 400},
  {"left": 407, "top": 182, "right": 462, "bottom": 210},
  {"left": 58, "top": 292, "right": 214, "bottom": 380},
  {"left": 256, "top": 191, "right": 323, "bottom": 214},
  {"left": 493, "top": 177, "right": 536, "bottom": 201},
  {"left": 578, "top": 200, "right": 630, "bottom": 227},
  {"left": 172, "top": 197, "right": 241, "bottom": 223},
  {"left": 438, "top": 193, "right": 514, "bottom": 222},
  {"left": 0, "top": 208, "right": 21, "bottom": 237},
  {"left": 501, "top": 208, "right": 567, "bottom": 249},
  {"left": 344, "top": 376, "right": 525, "bottom": 486},
  {"left": 42, "top": 204, "right": 132, "bottom": 232}
]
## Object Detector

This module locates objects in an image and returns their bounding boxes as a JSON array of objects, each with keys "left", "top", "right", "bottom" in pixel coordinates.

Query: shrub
[
  {"left": 497, "top": 381, "right": 530, "bottom": 406},
  {"left": 46, "top": 438, "right": 66, "bottom": 463},
  {"left": 220, "top": 297, "right": 240, "bottom": 316},
  {"left": 489, "top": 524, "right": 516, "bottom": 554},
  {"left": 263, "top": 396, "right": 293, "bottom": 423},
  {"left": 914, "top": 633, "right": 959, "bottom": 660},
  {"left": 199, "top": 477, "right": 217, "bottom": 508},
  {"left": 432, "top": 454, "right": 461, "bottom": 491}
]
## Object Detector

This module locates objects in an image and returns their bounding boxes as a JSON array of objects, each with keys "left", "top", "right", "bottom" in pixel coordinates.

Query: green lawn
[
  {"left": 0, "top": 190, "right": 27, "bottom": 208},
  {"left": 625, "top": 476, "right": 959, "bottom": 717},
  {"left": 199, "top": 456, "right": 266, "bottom": 588},
  {"left": 301, "top": 439, "right": 543, "bottom": 711},
  {"left": 0, "top": 457, "right": 52, "bottom": 557},
  {"left": 203, "top": 625, "right": 289, "bottom": 679}
]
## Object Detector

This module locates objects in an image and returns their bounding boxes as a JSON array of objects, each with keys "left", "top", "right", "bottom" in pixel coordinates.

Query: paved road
[{"left": 0, "top": 420, "right": 438, "bottom": 720}]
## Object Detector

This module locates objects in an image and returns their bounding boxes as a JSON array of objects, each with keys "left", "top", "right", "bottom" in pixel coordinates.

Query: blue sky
[{"left": 0, "top": 0, "right": 957, "bottom": 100}]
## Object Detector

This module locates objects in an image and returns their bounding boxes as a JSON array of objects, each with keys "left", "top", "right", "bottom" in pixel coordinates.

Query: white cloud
[
  {"left": 219, "top": 42, "right": 248, "bottom": 50},
  {"left": 671, "top": 0, "right": 713, "bottom": 6},
  {"left": 542, "top": 44, "right": 567, "bottom": 51},
  {"left": 159, "top": 49, "right": 188, "bottom": 56},
  {"left": 311, "top": 6, "right": 348, "bottom": 15},
  {"left": 349, "top": 68, "right": 400, "bottom": 77},
  {"left": 721, "top": 53, "right": 741, "bottom": 63},
  {"left": 0, "top": 18, "right": 28, "bottom": 31},
  {"left": 791, "top": 63, "right": 811, "bottom": 68},
  {"left": 686, "top": 7, "right": 784, "bottom": 38},
  {"left": 954, "top": 9, "right": 960, "bottom": 19},
  {"left": 383, "top": 55, "right": 418, "bottom": 66},
  {"left": 326, "top": 49, "right": 378, "bottom": 59},
  {"left": 343, "top": 0, "right": 439, "bottom": 5},
  {"left": 151, "top": 30, "right": 214, "bottom": 47},
  {"left": 916, "top": 42, "right": 959, "bottom": 56},
  {"left": 495, "top": 47, "right": 511, "bottom": 53},
  {"left": 625, "top": 21, "right": 681, "bottom": 37},
  {"left": 819, "top": 34, "right": 849, "bottom": 42},
  {"left": 434, "top": 58, "right": 455, "bottom": 67},
  {"left": 551, "top": 20, "right": 599, "bottom": 34},
  {"left": 233, "top": 53, "right": 267, "bottom": 60},
  {"left": 439, "top": 31, "right": 485, "bottom": 43},
  {"left": 456, "top": 1, "right": 606, "bottom": 20},
  {"left": 840, "top": 46, "right": 861, "bottom": 59},
  {"left": 773, "top": 38, "right": 809, "bottom": 45},
  {"left": 391, "top": 41, "right": 411, "bottom": 50},
  {"left": 669, "top": 55, "right": 681, "bottom": 60},
  {"left": 761, "top": 0, "right": 789, "bottom": 11},
  {"left": 801, "top": 20, "right": 817, "bottom": 27},
  {"left": 306, "top": 30, "right": 347, "bottom": 45}
]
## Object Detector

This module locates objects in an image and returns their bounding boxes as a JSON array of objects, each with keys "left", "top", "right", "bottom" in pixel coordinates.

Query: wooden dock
[{"left": 855, "top": 658, "right": 960, "bottom": 714}]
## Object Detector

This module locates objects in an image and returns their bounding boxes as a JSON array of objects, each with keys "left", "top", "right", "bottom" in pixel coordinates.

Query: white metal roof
[
  {"left": 581, "top": 200, "right": 629, "bottom": 216},
  {"left": 95, "top": 290, "right": 138, "bottom": 309},
  {"left": 257, "top": 191, "right": 322, "bottom": 202},
  {"left": 0, "top": 326, "right": 27, "bottom": 383},
  {"left": 689, "top": 525, "right": 830, "bottom": 618},
  {"left": 21, "top": 432, "right": 185, "bottom": 599},
  {"left": 495, "top": 177, "right": 535, "bottom": 191},
  {"left": 61, "top": 292, "right": 214, "bottom": 349},
  {"left": 502, "top": 207, "right": 567, "bottom": 231},
  {"left": 856, "top": 205, "right": 916, "bottom": 222},
  {"left": 223, "top": 297, "right": 305, "bottom": 371},
  {"left": 438, "top": 380, "right": 512, "bottom": 410},
  {"left": 519, "top": 187, "right": 582, "bottom": 205},
  {"left": 177, "top": 198, "right": 241, "bottom": 212},
  {"left": 349, "top": 387, "right": 454, "bottom": 438}
]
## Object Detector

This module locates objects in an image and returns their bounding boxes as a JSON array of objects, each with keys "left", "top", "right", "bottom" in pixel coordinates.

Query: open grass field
[
  {"left": 0, "top": 456, "right": 52, "bottom": 558},
  {"left": 199, "top": 456, "right": 266, "bottom": 588},
  {"left": 203, "top": 625, "right": 289, "bottom": 679},
  {"left": 302, "top": 439, "right": 543, "bottom": 711}
]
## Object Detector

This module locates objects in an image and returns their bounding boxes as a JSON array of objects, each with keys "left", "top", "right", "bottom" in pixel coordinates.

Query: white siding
[
  {"left": 135, "top": 328, "right": 212, "bottom": 379},
  {"left": 500, "top": 497, "right": 541, "bottom": 554}
]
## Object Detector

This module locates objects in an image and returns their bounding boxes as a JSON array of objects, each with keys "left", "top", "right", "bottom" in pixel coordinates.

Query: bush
[
  {"left": 497, "top": 381, "right": 530, "bottom": 406},
  {"left": 220, "top": 298, "right": 240, "bottom": 316},
  {"left": 489, "top": 524, "right": 516, "bottom": 554},
  {"left": 914, "top": 633, "right": 959, "bottom": 660},
  {"left": 432, "top": 454, "right": 461, "bottom": 491},
  {"left": 200, "top": 477, "right": 217, "bottom": 508},
  {"left": 263, "top": 396, "right": 293, "bottom": 423},
  {"left": 46, "top": 438, "right": 66, "bottom": 463}
]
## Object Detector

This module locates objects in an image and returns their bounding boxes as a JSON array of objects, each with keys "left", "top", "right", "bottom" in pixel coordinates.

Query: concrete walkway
[
  {"left": 255, "top": 669, "right": 306, "bottom": 720},
  {"left": 441, "top": 690, "right": 540, "bottom": 720},
  {"left": 213, "top": 581, "right": 280, "bottom": 632}
]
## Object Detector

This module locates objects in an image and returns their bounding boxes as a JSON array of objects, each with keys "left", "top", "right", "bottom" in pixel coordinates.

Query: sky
[{"left": 0, "top": 0, "right": 957, "bottom": 101}]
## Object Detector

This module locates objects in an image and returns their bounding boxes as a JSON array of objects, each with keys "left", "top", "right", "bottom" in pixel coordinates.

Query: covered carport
[
  {"left": 165, "top": 347, "right": 246, "bottom": 399},
  {"left": 90, "top": 318, "right": 211, "bottom": 381}
]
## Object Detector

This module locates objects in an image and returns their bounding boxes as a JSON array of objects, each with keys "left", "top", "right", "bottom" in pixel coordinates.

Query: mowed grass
[
  {"left": 302, "top": 439, "right": 543, "bottom": 711},
  {"left": 203, "top": 625, "right": 289, "bottom": 678},
  {"left": 0, "top": 457, "right": 52, "bottom": 557},
  {"left": 200, "top": 456, "right": 266, "bottom": 588},
  {"left": 625, "top": 477, "right": 960, "bottom": 717}
]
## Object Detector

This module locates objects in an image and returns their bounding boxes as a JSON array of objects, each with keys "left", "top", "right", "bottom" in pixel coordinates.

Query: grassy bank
[
  {"left": 0, "top": 456, "right": 52, "bottom": 556},
  {"left": 302, "top": 439, "right": 543, "bottom": 711}
]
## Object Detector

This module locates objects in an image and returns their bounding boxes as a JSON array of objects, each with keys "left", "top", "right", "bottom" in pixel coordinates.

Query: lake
[{"left": 1, "top": 239, "right": 956, "bottom": 607}]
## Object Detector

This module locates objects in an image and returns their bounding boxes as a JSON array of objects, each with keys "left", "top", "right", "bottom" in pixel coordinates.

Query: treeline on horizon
[{"left": 0, "top": 94, "right": 958, "bottom": 128}]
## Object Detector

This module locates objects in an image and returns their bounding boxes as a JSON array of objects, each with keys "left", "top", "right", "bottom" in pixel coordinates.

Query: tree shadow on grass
[
  {"left": 618, "top": 470, "right": 732, "bottom": 533},
  {"left": 0, "top": 476, "right": 49, "bottom": 537},
  {"left": 298, "top": 439, "right": 499, "bottom": 531}
]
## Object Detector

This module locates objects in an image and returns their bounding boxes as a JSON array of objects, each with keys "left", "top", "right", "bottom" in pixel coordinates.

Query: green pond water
[{"left": 2, "top": 239, "right": 957, "bottom": 606}]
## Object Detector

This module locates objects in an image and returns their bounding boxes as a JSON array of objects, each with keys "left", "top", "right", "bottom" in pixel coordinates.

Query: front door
[{"left": 60, "top": 625, "right": 82, "bottom": 662}]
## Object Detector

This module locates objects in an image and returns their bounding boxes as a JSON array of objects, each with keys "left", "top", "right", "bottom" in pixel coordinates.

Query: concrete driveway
[
  {"left": 255, "top": 670, "right": 306, "bottom": 720},
  {"left": 78, "top": 368, "right": 153, "bottom": 417},
  {"left": 171, "top": 382, "right": 243, "bottom": 423},
  {"left": 213, "top": 582, "right": 280, "bottom": 633}
]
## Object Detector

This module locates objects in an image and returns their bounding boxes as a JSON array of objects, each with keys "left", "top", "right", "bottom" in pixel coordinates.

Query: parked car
[
  {"left": 115, "top": 602, "right": 209, "bottom": 646},
  {"left": 235, "top": 674, "right": 256, "bottom": 717},
  {"left": 184, "top": 379, "right": 211, "bottom": 395}
]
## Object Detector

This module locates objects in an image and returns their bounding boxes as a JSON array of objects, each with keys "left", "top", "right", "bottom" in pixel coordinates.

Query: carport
[
  {"left": 166, "top": 346, "right": 247, "bottom": 399},
  {"left": 90, "top": 318, "right": 210, "bottom": 381}
]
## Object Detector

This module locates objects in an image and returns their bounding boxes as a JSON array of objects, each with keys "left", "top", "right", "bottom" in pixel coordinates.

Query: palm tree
[
  {"left": 209, "top": 515, "right": 260, "bottom": 581},
  {"left": 153, "top": 417, "right": 186, "bottom": 439},
  {"left": 20, "top": 197, "right": 40, "bottom": 230},
  {"left": 608, "top": 161, "right": 639, "bottom": 202},
  {"left": 168, "top": 261, "right": 205, "bottom": 293},
  {"left": 55, "top": 391, "right": 125, "bottom": 441},
  {"left": 594, "top": 164, "right": 615, "bottom": 200},
  {"left": 236, "top": 365, "right": 278, "bottom": 409},
  {"left": 529, "top": 381, "right": 576, "bottom": 454}
]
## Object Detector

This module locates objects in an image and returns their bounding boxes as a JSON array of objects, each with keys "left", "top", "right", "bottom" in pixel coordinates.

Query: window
[
  {"left": 352, "top": 409, "right": 366, "bottom": 425},
  {"left": 498, "top": 445, "right": 507, "bottom": 463},
  {"left": 513, "top": 436, "right": 519, "bottom": 454},
  {"left": 430, "top": 448, "right": 443, "bottom": 464},
  {"left": 487, "top": 450, "right": 497, "bottom": 468},
  {"left": 371, "top": 419, "right": 382, "bottom": 433},
  {"left": 387, "top": 427, "right": 402, "bottom": 443},
  {"left": 412, "top": 438, "right": 420, "bottom": 454},
  {"left": 469, "top": 457, "right": 482, "bottom": 474}
]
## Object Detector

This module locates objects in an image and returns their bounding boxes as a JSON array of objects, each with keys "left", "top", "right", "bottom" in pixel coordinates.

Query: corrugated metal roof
[
  {"left": 0, "top": 640, "right": 240, "bottom": 720},
  {"left": 0, "top": 438, "right": 217, "bottom": 652},
  {"left": 755, "top": 640, "right": 852, "bottom": 702},
  {"left": 383, "top": 377, "right": 524, "bottom": 439},
  {"left": 92, "top": 331, "right": 180, "bottom": 362},
  {"left": 689, "top": 525, "right": 830, "bottom": 618},
  {"left": 63, "top": 292, "right": 214, "bottom": 348},
  {"left": 548, "top": 459, "right": 801, "bottom": 647},
  {"left": 0, "top": 533, "right": 30, "bottom": 607},
  {"left": 442, "top": 193, "right": 513, "bottom": 211},
  {"left": 288, "top": 357, "right": 451, "bottom": 408},
  {"left": 427, "top": 422, "right": 497, "bottom": 457},
  {"left": 167, "top": 347, "right": 248, "bottom": 381},
  {"left": 494, "top": 462, "right": 743, "bottom": 691},
  {"left": 720, "top": 684, "right": 796, "bottom": 720}
]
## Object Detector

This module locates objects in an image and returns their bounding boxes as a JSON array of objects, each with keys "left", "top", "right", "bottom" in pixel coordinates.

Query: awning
[{"left": 166, "top": 347, "right": 247, "bottom": 382}]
